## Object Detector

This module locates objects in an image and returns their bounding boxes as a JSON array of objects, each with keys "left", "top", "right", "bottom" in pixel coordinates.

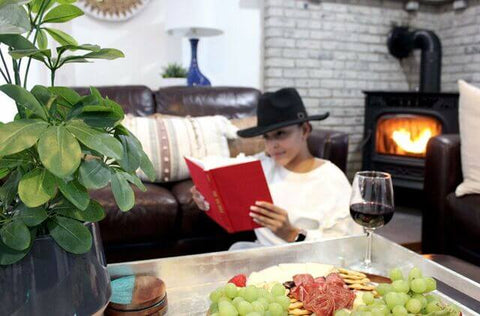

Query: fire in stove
[{"left": 375, "top": 115, "right": 442, "bottom": 158}]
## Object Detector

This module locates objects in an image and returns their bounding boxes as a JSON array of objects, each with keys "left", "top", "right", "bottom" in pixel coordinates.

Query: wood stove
[{"left": 362, "top": 91, "right": 458, "bottom": 190}]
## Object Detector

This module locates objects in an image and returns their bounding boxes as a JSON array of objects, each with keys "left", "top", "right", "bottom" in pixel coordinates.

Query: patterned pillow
[{"left": 123, "top": 114, "right": 238, "bottom": 183}]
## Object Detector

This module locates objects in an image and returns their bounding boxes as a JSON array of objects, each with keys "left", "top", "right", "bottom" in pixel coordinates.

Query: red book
[{"left": 184, "top": 156, "right": 273, "bottom": 233}]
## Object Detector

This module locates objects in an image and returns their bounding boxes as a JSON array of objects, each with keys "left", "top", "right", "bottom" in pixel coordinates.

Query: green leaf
[
  {"left": 66, "top": 120, "right": 123, "bottom": 160},
  {"left": 78, "top": 159, "right": 111, "bottom": 189},
  {"left": 118, "top": 135, "right": 141, "bottom": 173},
  {"left": 59, "top": 55, "right": 89, "bottom": 65},
  {"left": 56, "top": 0, "right": 77, "bottom": 5},
  {"left": 44, "top": 27, "right": 77, "bottom": 46},
  {"left": 9, "top": 48, "right": 51, "bottom": 60},
  {"left": 38, "top": 126, "right": 81, "bottom": 178},
  {"left": 48, "top": 86, "right": 81, "bottom": 106},
  {"left": 43, "top": 4, "right": 83, "bottom": 23},
  {"left": 0, "top": 34, "right": 35, "bottom": 49},
  {"left": 36, "top": 28, "right": 48, "bottom": 50},
  {"left": 31, "top": 85, "right": 53, "bottom": 106},
  {"left": 0, "top": 120, "right": 49, "bottom": 156},
  {"left": 0, "top": 238, "right": 30, "bottom": 265},
  {"left": 55, "top": 199, "right": 105, "bottom": 222},
  {"left": 0, "top": 168, "right": 9, "bottom": 179},
  {"left": 122, "top": 172, "right": 146, "bottom": 192},
  {"left": 30, "top": 0, "right": 54, "bottom": 13},
  {"left": 83, "top": 48, "right": 124, "bottom": 60},
  {"left": 140, "top": 151, "right": 155, "bottom": 182},
  {"left": 0, "top": 219, "right": 30, "bottom": 250},
  {"left": 0, "top": 85, "right": 47, "bottom": 120},
  {"left": 17, "top": 204, "right": 48, "bottom": 226},
  {"left": 47, "top": 216, "right": 92, "bottom": 254},
  {"left": 56, "top": 178, "right": 89, "bottom": 210},
  {"left": 0, "top": 152, "right": 31, "bottom": 168},
  {"left": 111, "top": 171, "right": 134, "bottom": 211},
  {"left": 0, "top": 4, "right": 30, "bottom": 34},
  {"left": 0, "top": 169, "right": 22, "bottom": 205},
  {"left": 56, "top": 43, "right": 99, "bottom": 53},
  {"left": 18, "top": 168, "right": 57, "bottom": 207}
]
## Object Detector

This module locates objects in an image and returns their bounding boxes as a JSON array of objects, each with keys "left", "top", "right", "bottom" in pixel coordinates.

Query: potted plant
[
  {"left": 0, "top": 0, "right": 155, "bottom": 314},
  {"left": 159, "top": 62, "right": 188, "bottom": 87}
]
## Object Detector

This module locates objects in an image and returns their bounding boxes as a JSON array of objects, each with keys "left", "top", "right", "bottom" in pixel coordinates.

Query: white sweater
[{"left": 255, "top": 154, "right": 363, "bottom": 246}]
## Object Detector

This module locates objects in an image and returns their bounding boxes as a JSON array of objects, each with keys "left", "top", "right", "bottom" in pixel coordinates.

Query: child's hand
[
  {"left": 249, "top": 201, "right": 299, "bottom": 242},
  {"left": 190, "top": 186, "right": 210, "bottom": 211}
]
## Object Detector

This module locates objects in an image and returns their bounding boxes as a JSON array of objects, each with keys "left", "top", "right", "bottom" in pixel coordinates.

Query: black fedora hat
[{"left": 237, "top": 87, "right": 329, "bottom": 138}]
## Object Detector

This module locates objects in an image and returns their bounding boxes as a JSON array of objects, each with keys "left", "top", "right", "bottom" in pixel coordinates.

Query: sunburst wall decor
[{"left": 78, "top": 0, "right": 151, "bottom": 22}]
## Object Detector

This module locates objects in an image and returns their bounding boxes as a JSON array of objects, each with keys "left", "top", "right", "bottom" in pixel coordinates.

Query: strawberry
[{"left": 227, "top": 274, "right": 247, "bottom": 287}]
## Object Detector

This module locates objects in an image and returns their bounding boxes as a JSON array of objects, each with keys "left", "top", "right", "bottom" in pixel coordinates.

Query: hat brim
[{"left": 237, "top": 112, "right": 330, "bottom": 138}]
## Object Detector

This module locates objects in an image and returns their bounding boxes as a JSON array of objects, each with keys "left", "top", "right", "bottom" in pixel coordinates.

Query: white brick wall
[{"left": 263, "top": 0, "right": 480, "bottom": 177}]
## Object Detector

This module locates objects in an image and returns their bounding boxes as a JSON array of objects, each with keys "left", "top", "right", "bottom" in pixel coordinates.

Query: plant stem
[
  {"left": 0, "top": 49, "right": 12, "bottom": 83},
  {"left": 0, "top": 67, "right": 9, "bottom": 83},
  {"left": 50, "top": 69, "right": 55, "bottom": 87}
]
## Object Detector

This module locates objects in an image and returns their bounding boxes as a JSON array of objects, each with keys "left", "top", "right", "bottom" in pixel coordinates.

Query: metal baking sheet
[{"left": 108, "top": 234, "right": 480, "bottom": 315}]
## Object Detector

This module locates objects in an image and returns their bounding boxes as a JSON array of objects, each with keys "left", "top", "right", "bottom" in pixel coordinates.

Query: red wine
[{"left": 350, "top": 202, "right": 394, "bottom": 229}]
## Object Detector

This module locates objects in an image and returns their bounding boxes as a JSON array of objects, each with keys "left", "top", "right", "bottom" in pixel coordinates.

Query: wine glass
[{"left": 349, "top": 171, "right": 394, "bottom": 274}]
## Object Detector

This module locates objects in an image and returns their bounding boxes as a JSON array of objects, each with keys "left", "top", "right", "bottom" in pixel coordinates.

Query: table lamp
[{"left": 165, "top": 0, "right": 223, "bottom": 86}]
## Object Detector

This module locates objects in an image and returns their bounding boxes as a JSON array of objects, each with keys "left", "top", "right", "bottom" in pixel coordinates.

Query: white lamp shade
[{"left": 165, "top": 0, "right": 223, "bottom": 37}]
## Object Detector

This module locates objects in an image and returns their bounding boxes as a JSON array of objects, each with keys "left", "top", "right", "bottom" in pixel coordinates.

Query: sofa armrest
[
  {"left": 308, "top": 129, "right": 349, "bottom": 173},
  {"left": 423, "top": 134, "right": 462, "bottom": 253}
]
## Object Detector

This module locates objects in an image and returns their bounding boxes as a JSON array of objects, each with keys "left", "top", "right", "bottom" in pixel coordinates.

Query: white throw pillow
[
  {"left": 455, "top": 80, "right": 480, "bottom": 196},
  {"left": 123, "top": 114, "right": 238, "bottom": 183}
]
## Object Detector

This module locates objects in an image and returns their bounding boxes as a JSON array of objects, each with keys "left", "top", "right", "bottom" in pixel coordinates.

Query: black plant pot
[{"left": 0, "top": 223, "right": 111, "bottom": 316}]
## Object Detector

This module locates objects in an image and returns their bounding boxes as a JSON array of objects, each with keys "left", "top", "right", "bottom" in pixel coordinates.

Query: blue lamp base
[{"left": 187, "top": 38, "right": 211, "bottom": 86}]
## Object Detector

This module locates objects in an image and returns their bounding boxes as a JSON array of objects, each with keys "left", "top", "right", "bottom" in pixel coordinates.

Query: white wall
[{"left": 0, "top": 0, "right": 263, "bottom": 122}]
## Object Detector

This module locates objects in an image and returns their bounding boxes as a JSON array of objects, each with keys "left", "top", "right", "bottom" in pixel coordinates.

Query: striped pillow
[{"left": 123, "top": 114, "right": 238, "bottom": 183}]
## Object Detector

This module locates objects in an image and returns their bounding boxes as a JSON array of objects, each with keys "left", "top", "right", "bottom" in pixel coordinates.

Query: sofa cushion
[
  {"left": 91, "top": 183, "right": 178, "bottom": 244},
  {"left": 154, "top": 86, "right": 259, "bottom": 119},
  {"left": 456, "top": 80, "right": 480, "bottom": 196},
  {"left": 123, "top": 114, "right": 238, "bottom": 183},
  {"left": 74, "top": 85, "right": 156, "bottom": 116},
  {"left": 228, "top": 116, "right": 265, "bottom": 157}
]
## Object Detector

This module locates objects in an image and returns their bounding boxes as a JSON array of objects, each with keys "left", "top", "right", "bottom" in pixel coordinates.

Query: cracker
[
  {"left": 343, "top": 278, "right": 371, "bottom": 284},
  {"left": 290, "top": 298, "right": 298, "bottom": 303},
  {"left": 289, "top": 308, "right": 312, "bottom": 315},
  {"left": 338, "top": 268, "right": 367, "bottom": 278},
  {"left": 289, "top": 301, "right": 304, "bottom": 309},
  {"left": 348, "top": 283, "right": 376, "bottom": 291},
  {"left": 339, "top": 273, "right": 365, "bottom": 280}
]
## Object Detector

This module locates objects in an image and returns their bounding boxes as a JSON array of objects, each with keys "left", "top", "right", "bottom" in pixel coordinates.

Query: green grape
[
  {"left": 392, "top": 280, "right": 410, "bottom": 293},
  {"left": 264, "top": 292, "right": 275, "bottom": 303},
  {"left": 219, "top": 296, "right": 232, "bottom": 303},
  {"left": 398, "top": 293, "right": 410, "bottom": 306},
  {"left": 376, "top": 283, "right": 393, "bottom": 296},
  {"left": 392, "top": 306, "right": 407, "bottom": 316},
  {"left": 372, "top": 298, "right": 385, "bottom": 306},
  {"left": 405, "top": 298, "right": 422, "bottom": 314},
  {"left": 219, "top": 300, "right": 239, "bottom": 316},
  {"left": 271, "top": 283, "right": 286, "bottom": 297},
  {"left": 257, "top": 297, "right": 270, "bottom": 309},
  {"left": 408, "top": 267, "right": 422, "bottom": 282},
  {"left": 335, "top": 309, "right": 351, "bottom": 316},
  {"left": 244, "top": 285, "right": 259, "bottom": 303},
  {"left": 232, "top": 297, "right": 245, "bottom": 308},
  {"left": 238, "top": 300, "right": 253, "bottom": 315},
  {"left": 268, "top": 302, "right": 283, "bottom": 316},
  {"left": 361, "top": 312, "right": 373, "bottom": 316},
  {"left": 210, "top": 302, "right": 219, "bottom": 313},
  {"left": 258, "top": 288, "right": 270, "bottom": 298},
  {"left": 357, "top": 305, "right": 370, "bottom": 312},
  {"left": 225, "top": 283, "right": 239, "bottom": 299},
  {"left": 251, "top": 301, "right": 265, "bottom": 313},
  {"left": 351, "top": 311, "right": 363, "bottom": 316},
  {"left": 389, "top": 268, "right": 404, "bottom": 281},
  {"left": 363, "top": 292, "right": 375, "bottom": 305},
  {"left": 245, "top": 312, "right": 262, "bottom": 316},
  {"left": 424, "top": 277, "right": 437, "bottom": 293},
  {"left": 410, "top": 278, "right": 427, "bottom": 294},
  {"left": 425, "top": 294, "right": 440, "bottom": 303},
  {"left": 211, "top": 313, "right": 220, "bottom": 316},
  {"left": 238, "top": 287, "right": 247, "bottom": 298},
  {"left": 210, "top": 289, "right": 223, "bottom": 303},
  {"left": 385, "top": 292, "right": 403, "bottom": 310},
  {"left": 275, "top": 295, "right": 290, "bottom": 309},
  {"left": 371, "top": 305, "right": 388, "bottom": 316},
  {"left": 411, "top": 294, "right": 427, "bottom": 309},
  {"left": 426, "top": 301, "right": 442, "bottom": 313},
  {"left": 264, "top": 312, "right": 272, "bottom": 316}
]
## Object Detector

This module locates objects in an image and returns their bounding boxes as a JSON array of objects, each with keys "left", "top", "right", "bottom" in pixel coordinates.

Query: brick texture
[{"left": 263, "top": 0, "right": 480, "bottom": 178}]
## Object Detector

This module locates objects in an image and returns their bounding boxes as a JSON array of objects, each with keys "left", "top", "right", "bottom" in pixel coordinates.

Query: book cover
[{"left": 184, "top": 156, "right": 272, "bottom": 233}]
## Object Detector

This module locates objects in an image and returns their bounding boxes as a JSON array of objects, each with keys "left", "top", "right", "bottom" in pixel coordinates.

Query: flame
[
  {"left": 392, "top": 128, "right": 432, "bottom": 154},
  {"left": 375, "top": 115, "right": 442, "bottom": 158}
]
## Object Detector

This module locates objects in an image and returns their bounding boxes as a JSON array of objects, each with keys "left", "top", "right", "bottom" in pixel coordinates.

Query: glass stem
[{"left": 365, "top": 228, "right": 374, "bottom": 267}]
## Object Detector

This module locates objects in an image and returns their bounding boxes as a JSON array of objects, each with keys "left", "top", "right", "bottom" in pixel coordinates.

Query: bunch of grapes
[
  {"left": 334, "top": 267, "right": 460, "bottom": 316},
  {"left": 208, "top": 282, "right": 290, "bottom": 316}
]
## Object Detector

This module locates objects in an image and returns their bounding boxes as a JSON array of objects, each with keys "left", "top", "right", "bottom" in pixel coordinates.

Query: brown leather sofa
[
  {"left": 423, "top": 134, "right": 480, "bottom": 266},
  {"left": 74, "top": 85, "right": 350, "bottom": 263}
]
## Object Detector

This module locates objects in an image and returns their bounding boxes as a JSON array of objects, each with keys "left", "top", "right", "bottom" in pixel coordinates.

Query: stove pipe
[{"left": 387, "top": 27, "right": 442, "bottom": 93}]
